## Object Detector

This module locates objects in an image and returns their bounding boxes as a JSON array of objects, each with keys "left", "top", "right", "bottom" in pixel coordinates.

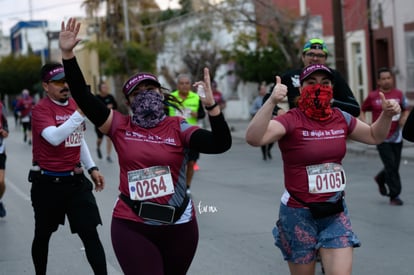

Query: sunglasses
[
  {"left": 305, "top": 52, "right": 327, "bottom": 59},
  {"left": 310, "top": 44, "right": 325, "bottom": 50}
]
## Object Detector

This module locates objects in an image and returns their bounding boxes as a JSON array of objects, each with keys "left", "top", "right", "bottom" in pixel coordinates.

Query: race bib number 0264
[
  {"left": 128, "top": 166, "right": 174, "bottom": 200},
  {"left": 306, "top": 163, "right": 346, "bottom": 193}
]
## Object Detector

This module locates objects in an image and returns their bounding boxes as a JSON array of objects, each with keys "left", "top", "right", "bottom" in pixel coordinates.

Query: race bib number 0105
[
  {"left": 306, "top": 163, "right": 346, "bottom": 193},
  {"left": 128, "top": 166, "right": 174, "bottom": 200}
]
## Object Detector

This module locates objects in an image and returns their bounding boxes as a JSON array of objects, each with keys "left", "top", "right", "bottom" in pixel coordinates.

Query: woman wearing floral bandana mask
[
  {"left": 59, "top": 18, "right": 232, "bottom": 275},
  {"left": 246, "top": 63, "right": 401, "bottom": 275}
]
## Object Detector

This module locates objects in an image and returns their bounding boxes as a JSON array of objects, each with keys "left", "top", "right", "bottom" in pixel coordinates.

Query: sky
[{"left": 0, "top": 0, "right": 180, "bottom": 36}]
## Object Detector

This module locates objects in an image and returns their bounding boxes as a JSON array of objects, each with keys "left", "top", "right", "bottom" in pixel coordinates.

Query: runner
[
  {"left": 59, "top": 17, "right": 232, "bottom": 275},
  {"left": 246, "top": 63, "right": 401, "bottom": 275},
  {"left": 0, "top": 101, "right": 9, "bottom": 218}
]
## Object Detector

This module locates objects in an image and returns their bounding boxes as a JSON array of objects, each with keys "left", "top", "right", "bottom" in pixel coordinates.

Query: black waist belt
[{"left": 119, "top": 193, "right": 190, "bottom": 224}]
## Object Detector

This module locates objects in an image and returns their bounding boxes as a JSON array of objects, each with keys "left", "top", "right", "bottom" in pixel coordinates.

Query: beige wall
[{"left": 73, "top": 17, "right": 101, "bottom": 94}]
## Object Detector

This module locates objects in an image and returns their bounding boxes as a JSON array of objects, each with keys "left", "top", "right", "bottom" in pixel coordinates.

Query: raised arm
[
  {"left": 59, "top": 18, "right": 112, "bottom": 134},
  {"left": 349, "top": 92, "right": 401, "bottom": 144},
  {"left": 189, "top": 68, "right": 232, "bottom": 153},
  {"left": 246, "top": 76, "right": 287, "bottom": 146}
]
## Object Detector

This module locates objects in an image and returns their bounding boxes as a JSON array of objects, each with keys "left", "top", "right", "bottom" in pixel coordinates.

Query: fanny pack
[
  {"left": 119, "top": 193, "right": 189, "bottom": 224},
  {"left": 290, "top": 192, "right": 344, "bottom": 219}
]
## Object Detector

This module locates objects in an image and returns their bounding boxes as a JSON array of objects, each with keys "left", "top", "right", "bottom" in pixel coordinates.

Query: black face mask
[{"left": 130, "top": 90, "right": 166, "bottom": 128}]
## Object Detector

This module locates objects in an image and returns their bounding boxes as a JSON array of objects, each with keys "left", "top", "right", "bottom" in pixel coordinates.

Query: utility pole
[
  {"left": 332, "top": 0, "right": 347, "bottom": 80},
  {"left": 122, "top": 0, "right": 130, "bottom": 42},
  {"left": 28, "top": 0, "right": 33, "bottom": 20}
]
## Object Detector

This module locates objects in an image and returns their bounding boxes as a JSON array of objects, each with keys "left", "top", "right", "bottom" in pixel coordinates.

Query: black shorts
[
  {"left": 95, "top": 126, "right": 104, "bottom": 139},
  {"left": 188, "top": 149, "right": 200, "bottom": 162},
  {"left": 0, "top": 153, "right": 6, "bottom": 169},
  {"left": 22, "top": 121, "right": 32, "bottom": 131},
  {"left": 30, "top": 173, "right": 102, "bottom": 233}
]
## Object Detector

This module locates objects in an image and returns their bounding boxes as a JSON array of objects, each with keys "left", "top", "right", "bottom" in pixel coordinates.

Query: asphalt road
[{"left": 1, "top": 118, "right": 413, "bottom": 275}]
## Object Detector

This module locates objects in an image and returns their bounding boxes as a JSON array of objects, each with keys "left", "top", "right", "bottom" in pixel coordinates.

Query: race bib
[
  {"left": 392, "top": 113, "right": 401, "bottom": 121},
  {"left": 182, "top": 108, "right": 192, "bottom": 119},
  {"left": 65, "top": 125, "right": 83, "bottom": 147},
  {"left": 128, "top": 166, "right": 175, "bottom": 200},
  {"left": 306, "top": 163, "right": 346, "bottom": 193}
]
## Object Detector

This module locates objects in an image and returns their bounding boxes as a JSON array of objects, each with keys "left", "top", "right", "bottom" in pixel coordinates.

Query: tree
[
  {"left": 82, "top": 0, "right": 162, "bottom": 113},
  {"left": 179, "top": 0, "right": 193, "bottom": 14},
  {"left": 222, "top": 33, "right": 287, "bottom": 84},
  {"left": 203, "top": 0, "right": 310, "bottom": 83},
  {"left": 0, "top": 55, "right": 42, "bottom": 102},
  {"left": 157, "top": 9, "right": 227, "bottom": 88}
]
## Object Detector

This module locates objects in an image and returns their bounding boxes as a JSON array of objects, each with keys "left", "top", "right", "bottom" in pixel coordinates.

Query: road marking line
[{"left": 6, "top": 177, "right": 30, "bottom": 201}]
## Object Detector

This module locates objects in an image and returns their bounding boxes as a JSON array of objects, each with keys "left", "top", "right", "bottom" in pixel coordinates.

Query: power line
[{"left": 0, "top": 1, "right": 85, "bottom": 19}]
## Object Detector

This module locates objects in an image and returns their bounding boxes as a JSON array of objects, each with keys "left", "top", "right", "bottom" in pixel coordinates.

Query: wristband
[
  {"left": 88, "top": 166, "right": 99, "bottom": 175},
  {"left": 205, "top": 102, "right": 218, "bottom": 111}
]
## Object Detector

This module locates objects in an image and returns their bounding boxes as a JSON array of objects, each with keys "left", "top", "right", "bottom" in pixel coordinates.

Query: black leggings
[
  {"left": 111, "top": 217, "right": 199, "bottom": 275},
  {"left": 31, "top": 227, "right": 107, "bottom": 275}
]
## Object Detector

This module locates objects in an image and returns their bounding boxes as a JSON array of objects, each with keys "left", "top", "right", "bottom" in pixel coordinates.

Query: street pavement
[{"left": 1, "top": 117, "right": 413, "bottom": 275}]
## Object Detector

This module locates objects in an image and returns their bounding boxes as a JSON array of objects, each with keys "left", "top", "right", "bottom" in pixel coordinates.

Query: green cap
[{"left": 303, "top": 38, "right": 328, "bottom": 54}]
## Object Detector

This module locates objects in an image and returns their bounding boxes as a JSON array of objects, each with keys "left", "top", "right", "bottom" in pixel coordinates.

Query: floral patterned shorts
[{"left": 272, "top": 201, "right": 361, "bottom": 264}]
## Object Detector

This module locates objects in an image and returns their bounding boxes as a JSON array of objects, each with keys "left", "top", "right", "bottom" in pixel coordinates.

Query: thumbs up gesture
[
  {"left": 380, "top": 92, "right": 401, "bottom": 117},
  {"left": 270, "top": 76, "right": 287, "bottom": 104}
]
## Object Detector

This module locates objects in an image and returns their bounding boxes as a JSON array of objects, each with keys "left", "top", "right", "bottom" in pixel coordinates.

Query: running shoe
[
  {"left": 96, "top": 148, "right": 102, "bottom": 159},
  {"left": 106, "top": 156, "right": 113, "bottom": 163},
  {"left": 0, "top": 202, "right": 6, "bottom": 217},
  {"left": 390, "top": 197, "right": 403, "bottom": 206},
  {"left": 374, "top": 175, "right": 387, "bottom": 196}
]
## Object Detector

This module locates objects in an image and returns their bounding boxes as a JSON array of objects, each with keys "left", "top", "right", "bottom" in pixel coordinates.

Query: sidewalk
[{"left": 227, "top": 119, "right": 414, "bottom": 161}]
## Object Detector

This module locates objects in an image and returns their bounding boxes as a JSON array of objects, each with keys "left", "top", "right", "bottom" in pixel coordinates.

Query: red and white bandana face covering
[{"left": 297, "top": 84, "right": 333, "bottom": 121}]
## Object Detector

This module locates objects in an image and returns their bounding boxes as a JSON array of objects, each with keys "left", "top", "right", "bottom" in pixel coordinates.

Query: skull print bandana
[{"left": 297, "top": 84, "right": 333, "bottom": 121}]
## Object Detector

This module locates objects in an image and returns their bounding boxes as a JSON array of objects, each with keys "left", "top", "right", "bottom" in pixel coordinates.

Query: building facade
[{"left": 271, "top": 0, "right": 414, "bottom": 106}]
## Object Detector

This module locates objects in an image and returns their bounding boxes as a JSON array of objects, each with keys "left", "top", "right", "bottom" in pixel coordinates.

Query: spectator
[
  {"left": 265, "top": 38, "right": 360, "bottom": 117},
  {"left": 169, "top": 74, "right": 206, "bottom": 194},
  {"left": 250, "top": 82, "right": 274, "bottom": 160}
]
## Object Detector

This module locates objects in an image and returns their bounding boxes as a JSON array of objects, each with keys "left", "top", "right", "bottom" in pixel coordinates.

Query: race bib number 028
[
  {"left": 306, "top": 163, "right": 346, "bottom": 193},
  {"left": 128, "top": 166, "right": 174, "bottom": 200}
]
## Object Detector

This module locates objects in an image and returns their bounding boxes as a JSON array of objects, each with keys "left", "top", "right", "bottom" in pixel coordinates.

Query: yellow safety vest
[{"left": 169, "top": 90, "right": 201, "bottom": 126}]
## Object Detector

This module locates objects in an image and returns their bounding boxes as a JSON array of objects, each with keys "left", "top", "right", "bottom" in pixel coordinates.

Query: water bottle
[{"left": 197, "top": 85, "right": 206, "bottom": 98}]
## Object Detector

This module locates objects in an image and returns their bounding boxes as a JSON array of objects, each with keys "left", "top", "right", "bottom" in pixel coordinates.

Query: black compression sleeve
[
  {"left": 62, "top": 57, "right": 110, "bottom": 127},
  {"left": 197, "top": 99, "right": 206, "bottom": 119},
  {"left": 189, "top": 113, "right": 232, "bottom": 154}
]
